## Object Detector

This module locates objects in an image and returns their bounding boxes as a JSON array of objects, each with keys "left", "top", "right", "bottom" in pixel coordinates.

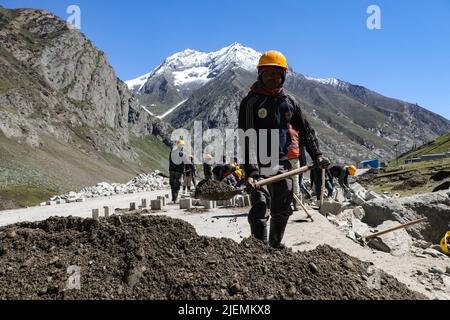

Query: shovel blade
[{"left": 194, "top": 179, "right": 243, "bottom": 201}]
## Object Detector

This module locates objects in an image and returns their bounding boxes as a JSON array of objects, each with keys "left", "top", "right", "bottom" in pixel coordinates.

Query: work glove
[
  {"left": 316, "top": 156, "right": 331, "bottom": 169},
  {"left": 245, "top": 176, "right": 260, "bottom": 192}
]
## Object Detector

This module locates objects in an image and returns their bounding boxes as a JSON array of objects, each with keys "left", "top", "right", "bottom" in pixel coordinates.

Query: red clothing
[{"left": 287, "top": 124, "right": 300, "bottom": 160}]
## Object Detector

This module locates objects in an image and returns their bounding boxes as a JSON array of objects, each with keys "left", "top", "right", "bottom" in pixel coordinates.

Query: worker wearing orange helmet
[
  {"left": 238, "top": 50, "right": 330, "bottom": 248},
  {"left": 329, "top": 164, "right": 357, "bottom": 192}
]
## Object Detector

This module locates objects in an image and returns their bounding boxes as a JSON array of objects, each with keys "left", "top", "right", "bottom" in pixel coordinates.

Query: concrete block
[
  {"left": 352, "top": 193, "right": 366, "bottom": 205},
  {"left": 350, "top": 182, "right": 366, "bottom": 195},
  {"left": 141, "top": 198, "right": 149, "bottom": 209},
  {"left": 243, "top": 195, "right": 251, "bottom": 207},
  {"left": 216, "top": 200, "right": 224, "bottom": 207},
  {"left": 180, "top": 198, "right": 192, "bottom": 210},
  {"left": 103, "top": 206, "right": 113, "bottom": 218},
  {"left": 235, "top": 196, "right": 244, "bottom": 207},
  {"left": 223, "top": 198, "right": 235, "bottom": 207},
  {"left": 319, "top": 200, "right": 343, "bottom": 215},
  {"left": 92, "top": 209, "right": 100, "bottom": 220},
  {"left": 129, "top": 202, "right": 137, "bottom": 211},
  {"left": 157, "top": 196, "right": 166, "bottom": 206},
  {"left": 151, "top": 199, "right": 163, "bottom": 210},
  {"left": 365, "top": 191, "right": 381, "bottom": 201},
  {"left": 203, "top": 201, "right": 216, "bottom": 209}
]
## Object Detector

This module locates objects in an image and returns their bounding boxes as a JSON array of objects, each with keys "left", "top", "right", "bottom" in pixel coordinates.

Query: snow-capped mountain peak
[{"left": 126, "top": 43, "right": 261, "bottom": 92}]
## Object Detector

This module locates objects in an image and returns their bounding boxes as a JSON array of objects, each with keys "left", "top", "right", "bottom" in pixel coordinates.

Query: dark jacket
[
  {"left": 184, "top": 163, "right": 196, "bottom": 177},
  {"left": 169, "top": 146, "right": 185, "bottom": 173},
  {"left": 238, "top": 82, "right": 323, "bottom": 178},
  {"left": 203, "top": 163, "right": 213, "bottom": 180}
]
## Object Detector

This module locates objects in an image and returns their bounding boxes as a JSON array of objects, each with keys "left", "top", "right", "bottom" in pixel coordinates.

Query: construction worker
[
  {"left": 203, "top": 154, "right": 213, "bottom": 180},
  {"left": 169, "top": 140, "right": 186, "bottom": 203},
  {"left": 310, "top": 167, "right": 334, "bottom": 201},
  {"left": 329, "top": 164, "right": 357, "bottom": 192},
  {"left": 238, "top": 50, "right": 330, "bottom": 248},
  {"left": 183, "top": 155, "right": 196, "bottom": 194},
  {"left": 287, "top": 124, "right": 301, "bottom": 211}
]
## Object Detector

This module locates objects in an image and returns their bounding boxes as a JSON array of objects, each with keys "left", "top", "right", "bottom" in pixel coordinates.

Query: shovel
[{"left": 195, "top": 165, "right": 313, "bottom": 201}]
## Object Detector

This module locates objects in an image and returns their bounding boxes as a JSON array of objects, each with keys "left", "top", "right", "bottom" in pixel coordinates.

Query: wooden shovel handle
[
  {"left": 364, "top": 217, "right": 427, "bottom": 241},
  {"left": 255, "top": 165, "right": 313, "bottom": 187}
]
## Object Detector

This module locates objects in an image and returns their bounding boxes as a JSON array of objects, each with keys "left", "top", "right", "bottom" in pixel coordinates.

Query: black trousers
[
  {"left": 169, "top": 171, "right": 183, "bottom": 201},
  {"left": 247, "top": 161, "right": 294, "bottom": 245}
]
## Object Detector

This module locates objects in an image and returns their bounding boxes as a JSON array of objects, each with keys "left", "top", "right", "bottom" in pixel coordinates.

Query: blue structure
[{"left": 360, "top": 159, "right": 380, "bottom": 169}]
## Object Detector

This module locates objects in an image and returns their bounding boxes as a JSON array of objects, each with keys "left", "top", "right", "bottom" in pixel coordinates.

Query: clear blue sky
[{"left": 3, "top": 0, "right": 450, "bottom": 120}]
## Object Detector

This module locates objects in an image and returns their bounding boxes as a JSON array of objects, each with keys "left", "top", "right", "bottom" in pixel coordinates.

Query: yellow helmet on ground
[
  {"left": 258, "top": 50, "right": 289, "bottom": 71},
  {"left": 347, "top": 165, "right": 357, "bottom": 176},
  {"left": 176, "top": 140, "right": 185, "bottom": 146},
  {"left": 441, "top": 232, "right": 450, "bottom": 255}
]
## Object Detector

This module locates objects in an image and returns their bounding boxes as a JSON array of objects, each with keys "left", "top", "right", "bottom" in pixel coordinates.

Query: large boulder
[
  {"left": 367, "top": 220, "right": 413, "bottom": 256},
  {"left": 362, "top": 190, "right": 450, "bottom": 243}
]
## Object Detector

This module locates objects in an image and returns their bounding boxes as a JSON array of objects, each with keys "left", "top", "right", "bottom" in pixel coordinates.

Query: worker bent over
[{"left": 238, "top": 50, "right": 330, "bottom": 248}]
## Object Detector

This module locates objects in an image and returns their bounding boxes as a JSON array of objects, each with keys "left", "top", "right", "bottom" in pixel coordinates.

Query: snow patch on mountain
[
  {"left": 157, "top": 99, "right": 188, "bottom": 120},
  {"left": 125, "top": 72, "right": 151, "bottom": 92},
  {"left": 305, "top": 76, "right": 351, "bottom": 90}
]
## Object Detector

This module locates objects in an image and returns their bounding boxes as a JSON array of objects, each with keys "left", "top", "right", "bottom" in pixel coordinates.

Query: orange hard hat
[{"left": 257, "top": 50, "right": 289, "bottom": 71}]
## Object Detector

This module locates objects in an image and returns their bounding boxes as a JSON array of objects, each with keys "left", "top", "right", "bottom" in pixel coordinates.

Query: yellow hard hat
[
  {"left": 257, "top": 50, "right": 289, "bottom": 71},
  {"left": 347, "top": 165, "right": 357, "bottom": 176},
  {"left": 440, "top": 232, "right": 450, "bottom": 255},
  {"left": 176, "top": 140, "right": 185, "bottom": 146}
]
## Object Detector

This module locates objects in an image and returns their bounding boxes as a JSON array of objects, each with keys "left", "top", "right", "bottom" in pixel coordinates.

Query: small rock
[
  {"left": 342, "top": 260, "right": 355, "bottom": 271},
  {"left": 229, "top": 283, "right": 241, "bottom": 295},
  {"left": 301, "top": 287, "right": 312, "bottom": 296},
  {"left": 38, "top": 288, "right": 47, "bottom": 295},
  {"left": 308, "top": 262, "right": 319, "bottom": 274},
  {"left": 287, "top": 285, "right": 297, "bottom": 297},
  {"left": 0, "top": 247, "right": 7, "bottom": 256},
  {"left": 7, "top": 231, "right": 17, "bottom": 239},
  {"left": 430, "top": 266, "right": 445, "bottom": 274},
  {"left": 49, "top": 256, "right": 60, "bottom": 265},
  {"left": 424, "top": 248, "right": 439, "bottom": 258},
  {"left": 265, "top": 295, "right": 274, "bottom": 300}
]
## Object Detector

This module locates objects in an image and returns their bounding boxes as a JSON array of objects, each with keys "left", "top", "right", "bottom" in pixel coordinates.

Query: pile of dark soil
[
  {"left": 0, "top": 215, "right": 424, "bottom": 300},
  {"left": 195, "top": 179, "right": 241, "bottom": 201}
]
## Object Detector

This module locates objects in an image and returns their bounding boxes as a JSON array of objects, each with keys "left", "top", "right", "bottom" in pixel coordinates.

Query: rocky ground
[
  {"left": 45, "top": 171, "right": 169, "bottom": 203},
  {"left": 0, "top": 214, "right": 424, "bottom": 300}
]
